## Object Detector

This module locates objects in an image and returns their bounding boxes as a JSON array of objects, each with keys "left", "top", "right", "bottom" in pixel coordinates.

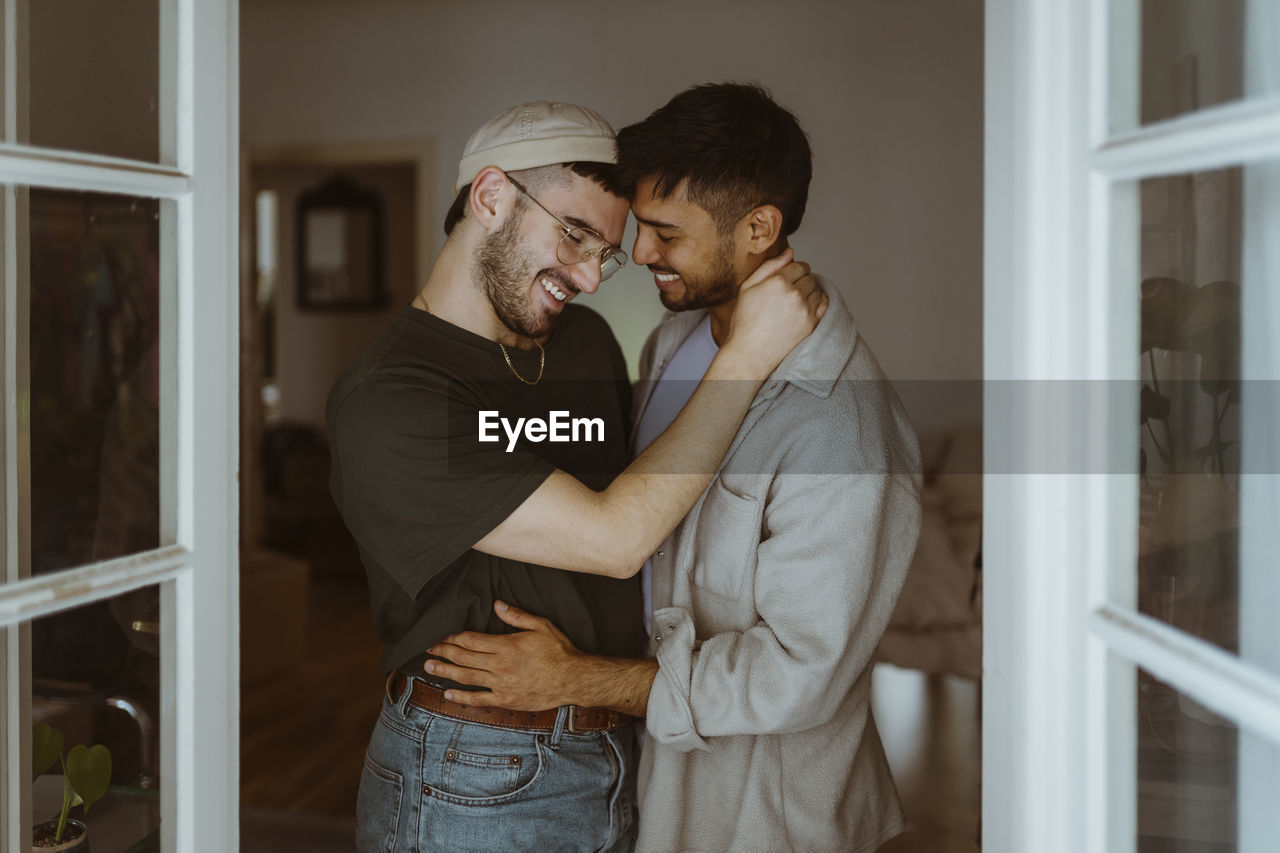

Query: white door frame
[
  {"left": 0, "top": 0, "right": 239, "bottom": 850},
  {"left": 984, "top": 0, "right": 1280, "bottom": 851}
]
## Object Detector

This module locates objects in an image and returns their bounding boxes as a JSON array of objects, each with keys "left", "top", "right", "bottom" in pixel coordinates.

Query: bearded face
[
  {"left": 472, "top": 200, "right": 570, "bottom": 340},
  {"left": 650, "top": 237, "right": 740, "bottom": 312}
]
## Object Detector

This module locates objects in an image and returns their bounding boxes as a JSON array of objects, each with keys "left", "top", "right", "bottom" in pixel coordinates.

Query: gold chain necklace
[
  {"left": 413, "top": 293, "right": 545, "bottom": 386},
  {"left": 497, "top": 341, "right": 545, "bottom": 385}
]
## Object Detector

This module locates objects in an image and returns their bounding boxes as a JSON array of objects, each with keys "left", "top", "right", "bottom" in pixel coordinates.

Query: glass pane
[
  {"left": 27, "top": 0, "right": 160, "bottom": 162},
  {"left": 0, "top": 7, "right": 7, "bottom": 145},
  {"left": 28, "top": 189, "right": 162, "bottom": 575},
  {"left": 31, "top": 590, "right": 161, "bottom": 851},
  {"left": 1112, "top": 0, "right": 1279, "bottom": 132},
  {"left": 1137, "top": 166, "right": 1246, "bottom": 663},
  {"left": 1136, "top": 667, "right": 1240, "bottom": 852}
]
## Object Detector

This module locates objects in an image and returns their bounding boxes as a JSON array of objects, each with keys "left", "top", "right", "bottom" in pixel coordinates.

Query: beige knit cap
[{"left": 455, "top": 101, "right": 617, "bottom": 192}]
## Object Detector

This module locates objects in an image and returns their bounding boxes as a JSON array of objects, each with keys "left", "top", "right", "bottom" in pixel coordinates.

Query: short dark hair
[
  {"left": 614, "top": 82, "right": 812, "bottom": 236},
  {"left": 443, "top": 160, "right": 621, "bottom": 236}
]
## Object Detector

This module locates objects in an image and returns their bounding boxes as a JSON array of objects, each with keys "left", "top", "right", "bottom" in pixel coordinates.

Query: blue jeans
[{"left": 355, "top": 678, "right": 637, "bottom": 853}]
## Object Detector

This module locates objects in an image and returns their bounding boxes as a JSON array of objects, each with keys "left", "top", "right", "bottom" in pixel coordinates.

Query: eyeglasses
[{"left": 505, "top": 174, "right": 628, "bottom": 282}]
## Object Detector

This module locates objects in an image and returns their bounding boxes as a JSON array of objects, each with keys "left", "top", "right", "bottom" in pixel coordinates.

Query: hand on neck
[
  {"left": 709, "top": 304, "right": 735, "bottom": 348},
  {"left": 708, "top": 238, "right": 792, "bottom": 347}
]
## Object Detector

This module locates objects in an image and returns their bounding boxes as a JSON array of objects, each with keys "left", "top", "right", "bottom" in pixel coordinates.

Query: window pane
[
  {"left": 1136, "top": 165, "right": 1255, "bottom": 667},
  {"left": 1136, "top": 667, "right": 1237, "bottom": 851},
  {"left": 1111, "top": 0, "right": 1279, "bottom": 132},
  {"left": 27, "top": 0, "right": 160, "bottom": 162},
  {"left": 29, "top": 189, "right": 162, "bottom": 575},
  {"left": 31, "top": 590, "right": 161, "bottom": 851}
]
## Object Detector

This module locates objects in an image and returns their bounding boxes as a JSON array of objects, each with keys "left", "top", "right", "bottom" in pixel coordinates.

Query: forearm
[
  {"left": 475, "top": 349, "right": 768, "bottom": 578},
  {"left": 563, "top": 655, "right": 659, "bottom": 717},
  {"left": 594, "top": 348, "right": 768, "bottom": 568}
]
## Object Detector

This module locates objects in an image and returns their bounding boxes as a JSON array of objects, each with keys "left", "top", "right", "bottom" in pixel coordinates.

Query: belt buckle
[
  {"left": 567, "top": 705, "right": 584, "bottom": 734},
  {"left": 567, "top": 706, "right": 620, "bottom": 734}
]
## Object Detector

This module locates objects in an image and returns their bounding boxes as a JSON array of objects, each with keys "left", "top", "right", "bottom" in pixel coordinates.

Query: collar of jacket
[{"left": 647, "top": 275, "right": 856, "bottom": 405}]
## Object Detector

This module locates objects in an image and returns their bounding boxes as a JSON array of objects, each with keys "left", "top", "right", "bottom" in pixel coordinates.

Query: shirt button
[
  {"left": 655, "top": 635, "right": 662, "bottom": 642},
  {"left": 656, "top": 550, "right": 664, "bottom": 557},
  {"left": 769, "top": 382, "right": 778, "bottom": 390}
]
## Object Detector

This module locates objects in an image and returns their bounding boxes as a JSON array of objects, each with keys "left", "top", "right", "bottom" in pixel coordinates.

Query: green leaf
[
  {"left": 66, "top": 744, "right": 112, "bottom": 815},
  {"left": 32, "top": 723, "right": 63, "bottom": 783}
]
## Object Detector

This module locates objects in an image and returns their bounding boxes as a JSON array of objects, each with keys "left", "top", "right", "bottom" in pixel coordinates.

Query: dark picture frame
[{"left": 295, "top": 175, "right": 386, "bottom": 311}]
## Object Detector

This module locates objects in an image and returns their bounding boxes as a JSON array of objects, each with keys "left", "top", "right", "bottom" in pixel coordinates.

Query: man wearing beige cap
[
  {"left": 425, "top": 85, "right": 922, "bottom": 853},
  {"left": 326, "top": 101, "right": 825, "bottom": 852}
]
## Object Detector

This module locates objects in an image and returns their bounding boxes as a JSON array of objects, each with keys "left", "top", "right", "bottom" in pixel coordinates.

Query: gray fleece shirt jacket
[{"left": 632, "top": 281, "right": 923, "bottom": 853}]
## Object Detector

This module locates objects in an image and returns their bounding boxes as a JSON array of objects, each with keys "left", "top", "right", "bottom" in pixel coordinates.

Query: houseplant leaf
[
  {"left": 1179, "top": 280, "right": 1240, "bottom": 358},
  {"left": 32, "top": 723, "right": 63, "bottom": 783},
  {"left": 66, "top": 744, "right": 112, "bottom": 815},
  {"left": 1198, "top": 356, "right": 1241, "bottom": 398},
  {"left": 1140, "top": 384, "right": 1171, "bottom": 423},
  {"left": 1140, "top": 277, "right": 1195, "bottom": 352}
]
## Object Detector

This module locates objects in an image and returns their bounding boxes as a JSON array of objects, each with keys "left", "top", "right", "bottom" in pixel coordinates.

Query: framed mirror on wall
[{"left": 295, "top": 175, "right": 385, "bottom": 311}]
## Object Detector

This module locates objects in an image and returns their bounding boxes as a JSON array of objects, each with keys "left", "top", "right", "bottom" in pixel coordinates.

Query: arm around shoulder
[{"left": 473, "top": 252, "right": 828, "bottom": 578}]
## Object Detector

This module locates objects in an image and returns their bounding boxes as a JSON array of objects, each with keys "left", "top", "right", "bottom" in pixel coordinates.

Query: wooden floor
[
  {"left": 241, "top": 807, "right": 360, "bottom": 853},
  {"left": 240, "top": 576, "right": 384, "bottom": 816},
  {"left": 239, "top": 581, "right": 983, "bottom": 851}
]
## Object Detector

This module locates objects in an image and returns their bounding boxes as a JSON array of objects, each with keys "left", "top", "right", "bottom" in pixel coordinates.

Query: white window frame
[
  {"left": 0, "top": 0, "right": 239, "bottom": 850},
  {"left": 985, "top": 1, "right": 1280, "bottom": 851}
]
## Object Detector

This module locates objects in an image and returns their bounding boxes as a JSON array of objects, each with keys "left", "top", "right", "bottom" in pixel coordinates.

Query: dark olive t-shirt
[{"left": 326, "top": 304, "right": 644, "bottom": 676}]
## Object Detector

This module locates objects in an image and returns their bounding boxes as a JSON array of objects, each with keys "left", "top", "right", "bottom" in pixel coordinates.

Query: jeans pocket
[
  {"left": 427, "top": 730, "right": 548, "bottom": 807},
  {"left": 355, "top": 753, "right": 404, "bottom": 853}
]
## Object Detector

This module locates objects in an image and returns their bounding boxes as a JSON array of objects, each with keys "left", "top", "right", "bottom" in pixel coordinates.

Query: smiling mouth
[
  {"left": 649, "top": 266, "right": 681, "bottom": 284},
  {"left": 539, "top": 275, "right": 572, "bottom": 303}
]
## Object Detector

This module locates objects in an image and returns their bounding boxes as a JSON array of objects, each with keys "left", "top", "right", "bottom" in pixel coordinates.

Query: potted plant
[{"left": 31, "top": 722, "right": 112, "bottom": 851}]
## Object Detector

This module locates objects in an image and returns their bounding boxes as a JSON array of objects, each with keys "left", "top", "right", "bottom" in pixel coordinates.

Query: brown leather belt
[{"left": 387, "top": 674, "right": 635, "bottom": 734}]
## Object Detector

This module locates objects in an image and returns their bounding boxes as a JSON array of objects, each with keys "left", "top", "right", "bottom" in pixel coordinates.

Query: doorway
[{"left": 237, "top": 140, "right": 431, "bottom": 847}]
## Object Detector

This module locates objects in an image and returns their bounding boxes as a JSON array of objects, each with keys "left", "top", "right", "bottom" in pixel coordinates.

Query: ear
[
  {"left": 469, "top": 167, "right": 515, "bottom": 231},
  {"left": 737, "top": 204, "right": 784, "bottom": 254}
]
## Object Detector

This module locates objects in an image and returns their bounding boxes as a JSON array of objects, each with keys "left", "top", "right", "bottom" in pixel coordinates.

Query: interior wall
[
  {"left": 252, "top": 162, "right": 417, "bottom": 429},
  {"left": 241, "top": 0, "right": 984, "bottom": 432}
]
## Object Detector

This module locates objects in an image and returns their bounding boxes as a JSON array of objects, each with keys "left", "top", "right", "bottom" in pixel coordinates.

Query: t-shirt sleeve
[{"left": 329, "top": 372, "right": 554, "bottom": 601}]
